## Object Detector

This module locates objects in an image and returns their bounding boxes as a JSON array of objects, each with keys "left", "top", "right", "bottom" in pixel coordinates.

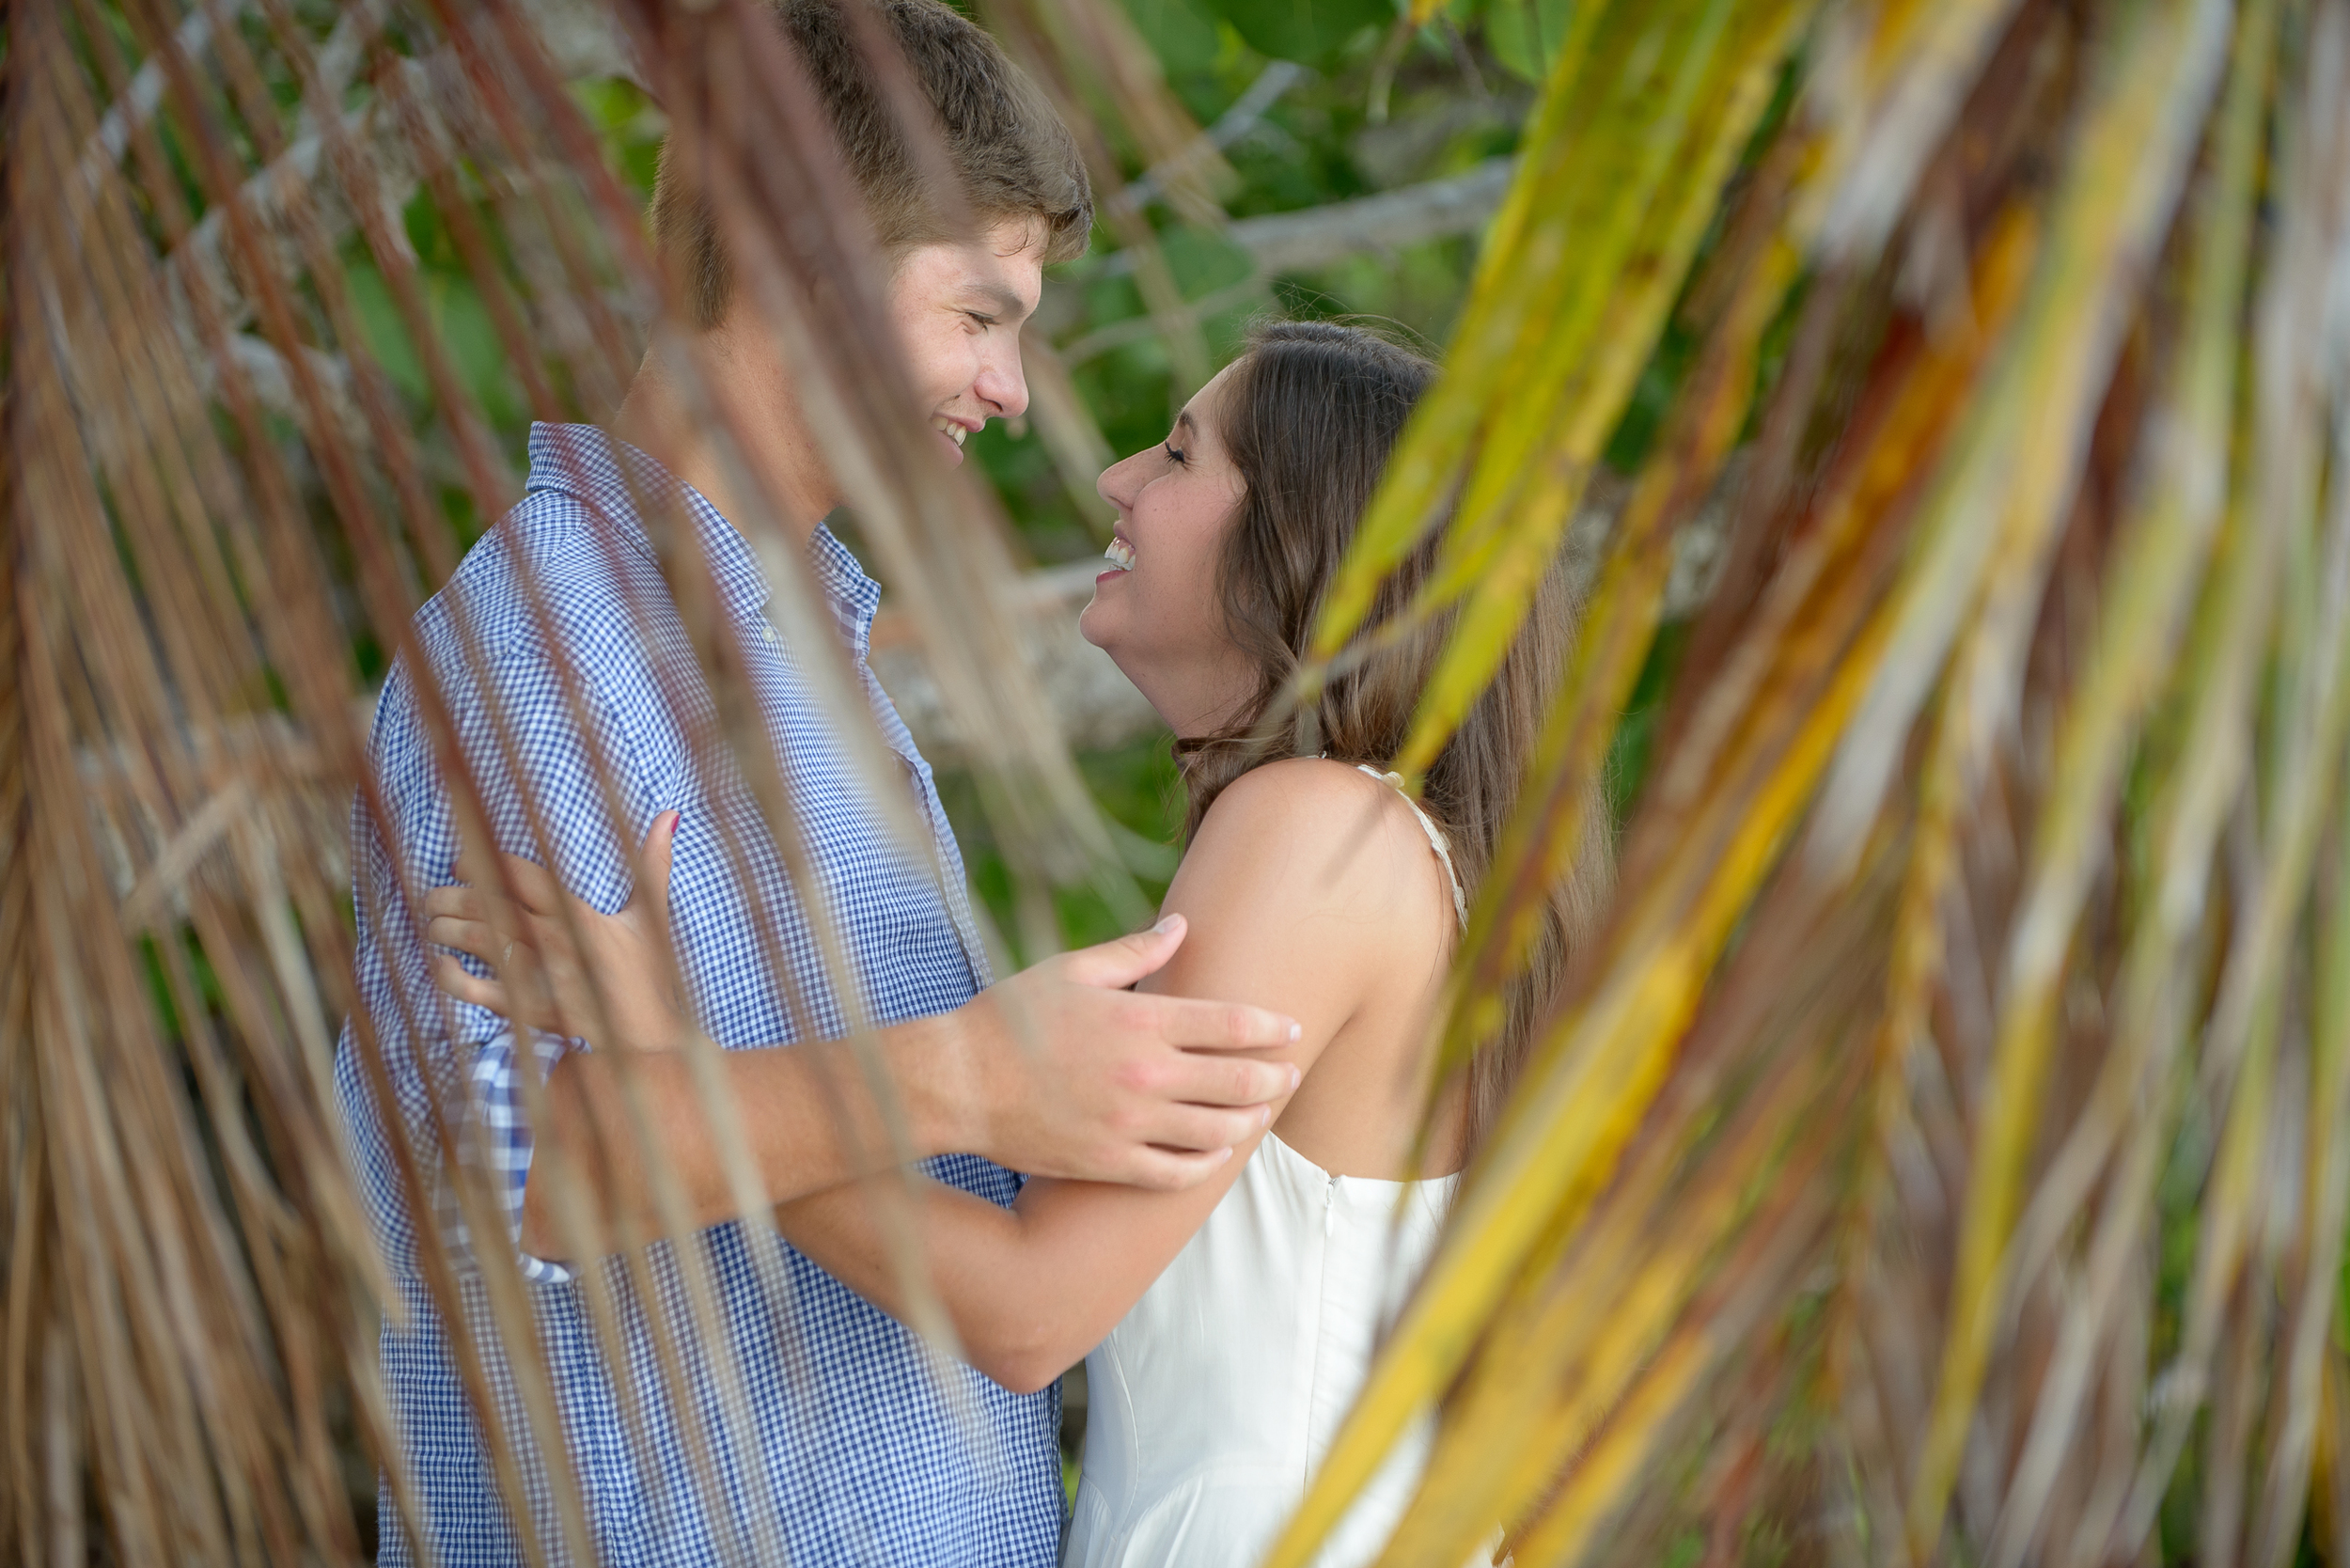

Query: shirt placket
[
  {"left": 894, "top": 719, "right": 992, "bottom": 990},
  {"left": 834, "top": 578, "right": 994, "bottom": 989},
  {"left": 853, "top": 647, "right": 994, "bottom": 992},
  {"left": 760, "top": 594, "right": 993, "bottom": 992}
]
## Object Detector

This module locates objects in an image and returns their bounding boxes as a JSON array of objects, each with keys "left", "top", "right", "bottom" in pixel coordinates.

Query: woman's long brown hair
[{"left": 1175, "top": 320, "right": 1614, "bottom": 1164}]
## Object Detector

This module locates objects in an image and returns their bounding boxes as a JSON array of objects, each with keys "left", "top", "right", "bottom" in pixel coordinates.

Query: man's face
[{"left": 885, "top": 219, "right": 1048, "bottom": 467}]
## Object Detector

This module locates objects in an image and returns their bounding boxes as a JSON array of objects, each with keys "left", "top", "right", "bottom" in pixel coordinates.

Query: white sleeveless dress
[{"left": 1062, "top": 768, "right": 1467, "bottom": 1568}]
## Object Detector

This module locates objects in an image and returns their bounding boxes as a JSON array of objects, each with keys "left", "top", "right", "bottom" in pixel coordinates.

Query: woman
[{"left": 428, "top": 320, "right": 1609, "bottom": 1565}]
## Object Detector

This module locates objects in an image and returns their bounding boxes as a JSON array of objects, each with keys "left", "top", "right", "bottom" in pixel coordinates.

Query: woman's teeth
[
  {"left": 1104, "top": 538, "right": 1136, "bottom": 571},
  {"left": 932, "top": 418, "right": 968, "bottom": 447}
]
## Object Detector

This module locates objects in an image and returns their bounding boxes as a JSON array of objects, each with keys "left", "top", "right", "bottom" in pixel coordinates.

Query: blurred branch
[
  {"left": 870, "top": 560, "right": 1161, "bottom": 758},
  {"left": 77, "top": 0, "right": 252, "bottom": 191},
  {"left": 156, "top": 0, "right": 638, "bottom": 341},
  {"left": 1057, "top": 274, "right": 1271, "bottom": 366},
  {"left": 161, "top": 48, "right": 486, "bottom": 336},
  {"left": 1058, "top": 158, "right": 1520, "bottom": 372},
  {"left": 1225, "top": 155, "right": 1517, "bottom": 274},
  {"left": 1091, "top": 155, "right": 1518, "bottom": 282},
  {"left": 512, "top": 0, "right": 650, "bottom": 88},
  {"left": 212, "top": 331, "right": 370, "bottom": 448},
  {"left": 1019, "top": 328, "right": 1121, "bottom": 534},
  {"left": 1106, "top": 60, "right": 1308, "bottom": 219},
  {"left": 309, "top": 0, "right": 403, "bottom": 110}
]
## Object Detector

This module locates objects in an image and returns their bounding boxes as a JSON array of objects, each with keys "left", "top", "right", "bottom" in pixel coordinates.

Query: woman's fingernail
[
  {"left": 1152, "top": 914, "right": 1180, "bottom": 935},
  {"left": 1260, "top": 1105, "right": 1273, "bottom": 1128},
  {"left": 1215, "top": 1146, "right": 1233, "bottom": 1164},
  {"left": 1287, "top": 1022, "right": 1303, "bottom": 1043},
  {"left": 1288, "top": 1064, "right": 1302, "bottom": 1090}
]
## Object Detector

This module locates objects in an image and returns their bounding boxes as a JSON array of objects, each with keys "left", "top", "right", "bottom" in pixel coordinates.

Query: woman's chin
[{"left": 1078, "top": 612, "right": 1159, "bottom": 706}]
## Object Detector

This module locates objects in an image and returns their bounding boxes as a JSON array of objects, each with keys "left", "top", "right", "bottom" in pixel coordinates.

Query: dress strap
[{"left": 1354, "top": 764, "right": 1469, "bottom": 929}]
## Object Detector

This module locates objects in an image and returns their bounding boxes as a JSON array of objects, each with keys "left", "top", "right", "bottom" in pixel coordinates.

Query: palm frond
[{"left": 1277, "top": 0, "right": 2350, "bottom": 1563}]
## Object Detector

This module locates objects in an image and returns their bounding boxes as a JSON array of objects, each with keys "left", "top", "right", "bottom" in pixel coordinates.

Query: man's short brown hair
[{"left": 651, "top": 0, "right": 1094, "bottom": 328}]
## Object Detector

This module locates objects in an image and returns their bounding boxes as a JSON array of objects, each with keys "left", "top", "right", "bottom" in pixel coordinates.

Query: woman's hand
[{"left": 424, "top": 811, "right": 689, "bottom": 1053}]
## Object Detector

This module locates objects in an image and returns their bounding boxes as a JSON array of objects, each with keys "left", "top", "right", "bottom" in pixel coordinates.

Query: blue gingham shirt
[{"left": 334, "top": 424, "right": 1061, "bottom": 1567}]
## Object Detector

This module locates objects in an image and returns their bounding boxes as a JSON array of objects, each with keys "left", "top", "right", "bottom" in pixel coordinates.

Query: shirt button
[{"left": 761, "top": 624, "right": 776, "bottom": 643}]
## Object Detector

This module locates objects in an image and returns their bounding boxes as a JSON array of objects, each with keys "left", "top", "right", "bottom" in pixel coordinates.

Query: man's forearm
[{"left": 520, "top": 1011, "right": 977, "bottom": 1260}]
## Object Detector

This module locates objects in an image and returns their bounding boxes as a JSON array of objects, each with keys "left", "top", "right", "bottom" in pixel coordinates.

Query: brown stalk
[{"left": 100, "top": 2, "right": 616, "bottom": 1554}]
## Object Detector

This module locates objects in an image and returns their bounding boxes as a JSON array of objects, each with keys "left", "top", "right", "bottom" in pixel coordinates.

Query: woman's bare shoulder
[
  {"left": 1197, "top": 754, "right": 1414, "bottom": 836},
  {"left": 1183, "top": 757, "right": 1449, "bottom": 921}
]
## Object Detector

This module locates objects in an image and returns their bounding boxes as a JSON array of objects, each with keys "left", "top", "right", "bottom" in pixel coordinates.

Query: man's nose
[{"left": 977, "top": 346, "right": 1029, "bottom": 422}]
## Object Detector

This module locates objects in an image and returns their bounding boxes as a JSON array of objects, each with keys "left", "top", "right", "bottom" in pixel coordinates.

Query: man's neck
[{"left": 609, "top": 324, "right": 834, "bottom": 548}]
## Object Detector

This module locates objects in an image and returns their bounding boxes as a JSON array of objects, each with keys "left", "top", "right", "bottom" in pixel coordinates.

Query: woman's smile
[{"left": 1099, "top": 532, "right": 1136, "bottom": 581}]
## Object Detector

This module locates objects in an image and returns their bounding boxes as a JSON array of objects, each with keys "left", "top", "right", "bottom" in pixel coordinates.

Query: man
[{"left": 334, "top": 3, "right": 1294, "bottom": 1562}]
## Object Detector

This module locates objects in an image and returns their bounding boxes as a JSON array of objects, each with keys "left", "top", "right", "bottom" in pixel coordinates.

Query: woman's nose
[{"left": 1097, "top": 449, "right": 1143, "bottom": 510}]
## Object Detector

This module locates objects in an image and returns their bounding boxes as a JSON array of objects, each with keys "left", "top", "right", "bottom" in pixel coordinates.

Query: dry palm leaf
[{"left": 3, "top": 0, "right": 1190, "bottom": 1557}]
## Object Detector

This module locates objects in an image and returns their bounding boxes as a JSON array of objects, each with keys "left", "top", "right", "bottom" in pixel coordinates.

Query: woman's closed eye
[{"left": 1164, "top": 441, "right": 1187, "bottom": 465}]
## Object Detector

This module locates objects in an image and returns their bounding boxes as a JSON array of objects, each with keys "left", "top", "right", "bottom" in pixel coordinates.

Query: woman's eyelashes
[{"left": 1164, "top": 441, "right": 1186, "bottom": 466}]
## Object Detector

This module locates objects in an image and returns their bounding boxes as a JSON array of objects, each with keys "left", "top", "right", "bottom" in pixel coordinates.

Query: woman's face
[{"left": 1080, "top": 361, "right": 1259, "bottom": 737}]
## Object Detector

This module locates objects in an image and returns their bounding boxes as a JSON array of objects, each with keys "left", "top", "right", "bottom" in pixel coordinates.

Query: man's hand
[{"left": 944, "top": 915, "right": 1301, "bottom": 1191}]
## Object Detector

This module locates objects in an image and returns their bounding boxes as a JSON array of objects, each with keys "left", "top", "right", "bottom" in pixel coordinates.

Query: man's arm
[{"left": 513, "top": 916, "right": 1302, "bottom": 1259}]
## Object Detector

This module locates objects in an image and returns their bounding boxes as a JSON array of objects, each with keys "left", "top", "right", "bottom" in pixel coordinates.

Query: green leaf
[
  {"left": 1194, "top": 0, "right": 1396, "bottom": 68},
  {"left": 1121, "top": 0, "right": 1224, "bottom": 76},
  {"left": 345, "top": 261, "right": 428, "bottom": 405},
  {"left": 1484, "top": 0, "right": 1544, "bottom": 84},
  {"left": 431, "top": 274, "right": 528, "bottom": 430}
]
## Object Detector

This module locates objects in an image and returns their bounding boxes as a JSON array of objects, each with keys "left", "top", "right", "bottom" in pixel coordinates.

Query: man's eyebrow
[{"left": 970, "top": 280, "right": 1035, "bottom": 319}]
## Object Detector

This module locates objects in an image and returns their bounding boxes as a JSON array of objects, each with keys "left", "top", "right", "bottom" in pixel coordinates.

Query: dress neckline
[{"left": 1262, "top": 1129, "right": 1463, "bottom": 1191}]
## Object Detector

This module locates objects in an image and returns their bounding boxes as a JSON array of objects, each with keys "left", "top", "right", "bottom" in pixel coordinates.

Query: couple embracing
[{"left": 337, "top": 2, "right": 1607, "bottom": 1563}]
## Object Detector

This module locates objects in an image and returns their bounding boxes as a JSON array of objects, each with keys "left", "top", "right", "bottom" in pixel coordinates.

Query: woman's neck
[{"left": 1118, "top": 653, "right": 1258, "bottom": 742}]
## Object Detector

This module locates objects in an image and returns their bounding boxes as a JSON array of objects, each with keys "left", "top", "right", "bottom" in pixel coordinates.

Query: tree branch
[
  {"left": 1091, "top": 156, "right": 1518, "bottom": 282},
  {"left": 160, "top": 47, "right": 486, "bottom": 337},
  {"left": 78, "top": 0, "right": 253, "bottom": 195}
]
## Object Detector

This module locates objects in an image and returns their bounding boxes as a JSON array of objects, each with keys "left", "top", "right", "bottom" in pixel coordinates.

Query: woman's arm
[
  {"left": 771, "top": 1173, "right": 1233, "bottom": 1394},
  {"left": 768, "top": 760, "right": 1444, "bottom": 1391}
]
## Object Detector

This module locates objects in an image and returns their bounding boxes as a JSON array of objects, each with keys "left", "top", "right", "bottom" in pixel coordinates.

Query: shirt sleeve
[
  {"left": 467, "top": 1027, "right": 581, "bottom": 1285},
  {"left": 352, "top": 633, "right": 658, "bottom": 1286}
]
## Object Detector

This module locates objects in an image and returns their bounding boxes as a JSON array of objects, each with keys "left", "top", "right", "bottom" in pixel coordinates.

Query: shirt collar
[
  {"left": 523, "top": 422, "right": 882, "bottom": 649},
  {"left": 805, "top": 520, "right": 885, "bottom": 661}
]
